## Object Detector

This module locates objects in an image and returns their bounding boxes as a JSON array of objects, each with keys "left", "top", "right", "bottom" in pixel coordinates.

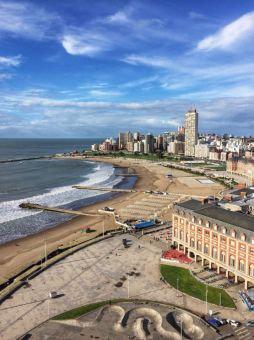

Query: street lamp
[
  {"left": 177, "top": 278, "right": 179, "bottom": 297},
  {"left": 206, "top": 285, "right": 208, "bottom": 314}
]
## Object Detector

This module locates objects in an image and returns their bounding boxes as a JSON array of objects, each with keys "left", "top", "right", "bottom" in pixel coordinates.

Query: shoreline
[
  {"left": 0, "top": 156, "right": 224, "bottom": 283},
  {"left": 0, "top": 158, "right": 157, "bottom": 282}
]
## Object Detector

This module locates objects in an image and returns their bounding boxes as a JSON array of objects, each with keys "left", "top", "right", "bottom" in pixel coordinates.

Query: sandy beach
[{"left": 0, "top": 157, "right": 224, "bottom": 283}]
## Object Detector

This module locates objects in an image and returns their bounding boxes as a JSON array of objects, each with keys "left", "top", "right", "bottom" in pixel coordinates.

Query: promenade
[{"left": 0, "top": 234, "right": 253, "bottom": 339}]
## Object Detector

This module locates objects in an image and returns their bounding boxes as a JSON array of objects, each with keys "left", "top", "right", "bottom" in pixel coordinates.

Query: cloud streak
[
  {"left": 197, "top": 11, "right": 254, "bottom": 51},
  {"left": 0, "top": 55, "right": 22, "bottom": 67}
]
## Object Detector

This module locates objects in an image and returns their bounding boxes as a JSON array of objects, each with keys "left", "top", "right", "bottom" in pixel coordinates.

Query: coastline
[
  {"left": 0, "top": 156, "right": 224, "bottom": 283},
  {"left": 0, "top": 157, "right": 158, "bottom": 282}
]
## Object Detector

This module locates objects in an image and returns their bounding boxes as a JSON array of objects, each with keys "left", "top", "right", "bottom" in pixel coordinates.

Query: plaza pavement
[{"left": 0, "top": 234, "right": 253, "bottom": 339}]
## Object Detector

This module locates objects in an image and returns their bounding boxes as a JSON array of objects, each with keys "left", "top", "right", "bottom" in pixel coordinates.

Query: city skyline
[{"left": 0, "top": 0, "right": 254, "bottom": 137}]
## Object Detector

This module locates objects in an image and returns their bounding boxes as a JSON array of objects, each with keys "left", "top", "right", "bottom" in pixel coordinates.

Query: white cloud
[
  {"left": 0, "top": 1, "right": 61, "bottom": 40},
  {"left": 89, "top": 89, "right": 122, "bottom": 97},
  {"left": 61, "top": 31, "right": 111, "bottom": 56},
  {"left": 197, "top": 11, "right": 254, "bottom": 51},
  {"left": 107, "top": 11, "right": 129, "bottom": 24},
  {"left": 189, "top": 11, "right": 206, "bottom": 20},
  {"left": 122, "top": 55, "right": 175, "bottom": 69},
  {"left": 0, "top": 55, "right": 21, "bottom": 67},
  {"left": 0, "top": 73, "right": 12, "bottom": 80}
]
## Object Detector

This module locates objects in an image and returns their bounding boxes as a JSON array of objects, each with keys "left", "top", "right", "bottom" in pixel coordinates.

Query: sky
[{"left": 0, "top": 0, "right": 254, "bottom": 138}]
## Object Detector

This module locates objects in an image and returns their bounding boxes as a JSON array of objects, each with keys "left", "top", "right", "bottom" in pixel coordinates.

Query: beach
[{"left": 0, "top": 157, "right": 224, "bottom": 283}]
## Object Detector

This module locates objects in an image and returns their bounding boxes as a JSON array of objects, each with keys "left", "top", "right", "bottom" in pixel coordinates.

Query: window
[
  {"left": 220, "top": 236, "right": 226, "bottom": 243},
  {"left": 204, "top": 244, "right": 209, "bottom": 255},
  {"left": 250, "top": 264, "right": 254, "bottom": 277},
  {"left": 220, "top": 252, "right": 226, "bottom": 263},
  {"left": 174, "top": 228, "right": 178, "bottom": 238},
  {"left": 197, "top": 241, "right": 202, "bottom": 251},
  {"left": 199, "top": 219, "right": 203, "bottom": 225},
  {"left": 239, "top": 260, "right": 245, "bottom": 272},
  {"left": 192, "top": 216, "right": 195, "bottom": 223},
  {"left": 212, "top": 247, "right": 217, "bottom": 259},
  {"left": 190, "top": 238, "right": 195, "bottom": 248},
  {"left": 180, "top": 230, "right": 184, "bottom": 240},
  {"left": 185, "top": 233, "right": 189, "bottom": 243},
  {"left": 206, "top": 221, "right": 211, "bottom": 228},
  {"left": 231, "top": 230, "right": 236, "bottom": 238},
  {"left": 222, "top": 227, "right": 227, "bottom": 235},
  {"left": 213, "top": 224, "right": 218, "bottom": 231},
  {"left": 229, "top": 255, "right": 235, "bottom": 267},
  {"left": 241, "top": 234, "right": 246, "bottom": 242}
]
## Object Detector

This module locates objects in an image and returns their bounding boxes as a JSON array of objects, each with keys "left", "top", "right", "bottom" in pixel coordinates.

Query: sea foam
[{"left": 0, "top": 162, "right": 121, "bottom": 224}]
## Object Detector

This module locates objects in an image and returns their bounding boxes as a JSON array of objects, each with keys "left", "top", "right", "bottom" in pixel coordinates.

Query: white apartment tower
[{"left": 184, "top": 108, "right": 198, "bottom": 157}]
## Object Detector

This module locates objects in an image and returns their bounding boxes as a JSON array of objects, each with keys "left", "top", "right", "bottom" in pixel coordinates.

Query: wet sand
[{"left": 0, "top": 157, "right": 223, "bottom": 283}]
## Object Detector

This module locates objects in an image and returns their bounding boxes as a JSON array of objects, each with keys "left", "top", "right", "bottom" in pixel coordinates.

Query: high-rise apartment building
[
  {"left": 184, "top": 109, "right": 198, "bottom": 157},
  {"left": 144, "top": 133, "right": 154, "bottom": 154},
  {"left": 118, "top": 131, "right": 133, "bottom": 149}
]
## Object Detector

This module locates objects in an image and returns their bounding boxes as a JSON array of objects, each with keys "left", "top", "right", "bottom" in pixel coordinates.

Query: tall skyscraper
[
  {"left": 184, "top": 108, "right": 198, "bottom": 157},
  {"left": 118, "top": 131, "right": 133, "bottom": 149},
  {"left": 144, "top": 133, "right": 154, "bottom": 153}
]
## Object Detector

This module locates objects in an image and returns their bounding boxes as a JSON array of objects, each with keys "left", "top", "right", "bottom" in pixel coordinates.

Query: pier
[
  {"left": 0, "top": 156, "right": 52, "bottom": 164},
  {"left": 72, "top": 185, "right": 137, "bottom": 193},
  {"left": 19, "top": 203, "right": 102, "bottom": 217},
  {"left": 115, "top": 173, "right": 140, "bottom": 176}
]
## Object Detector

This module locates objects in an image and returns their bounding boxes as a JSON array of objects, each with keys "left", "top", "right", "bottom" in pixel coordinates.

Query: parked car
[
  {"left": 104, "top": 206, "right": 114, "bottom": 212},
  {"left": 206, "top": 317, "right": 220, "bottom": 327},
  {"left": 213, "top": 317, "right": 227, "bottom": 326},
  {"left": 227, "top": 319, "right": 241, "bottom": 327},
  {"left": 246, "top": 320, "right": 254, "bottom": 327}
]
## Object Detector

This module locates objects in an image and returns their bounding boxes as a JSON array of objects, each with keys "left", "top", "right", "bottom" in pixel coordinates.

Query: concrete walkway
[{"left": 0, "top": 234, "right": 253, "bottom": 339}]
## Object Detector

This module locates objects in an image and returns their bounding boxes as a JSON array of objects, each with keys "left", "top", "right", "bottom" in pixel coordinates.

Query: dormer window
[
  {"left": 206, "top": 221, "right": 211, "bottom": 228},
  {"left": 231, "top": 230, "right": 236, "bottom": 238},
  {"left": 199, "top": 219, "right": 203, "bottom": 225},
  {"left": 213, "top": 224, "right": 218, "bottom": 231},
  {"left": 241, "top": 233, "right": 246, "bottom": 242},
  {"left": 222, "top": 227, "right": 227, "bottom": 235}
]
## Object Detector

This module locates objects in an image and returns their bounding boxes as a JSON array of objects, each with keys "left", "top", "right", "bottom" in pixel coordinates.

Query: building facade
[
  {"left": 172, "top": 199, "right": 254, "bottom": 289},
  {"left": 167, "top": 141, "right": 185, "bottom": 155},
  {"left": 184, "top": 109, "right": 198, "bottom": 157},
  {"left": 227, "top": 158, "right": 254, "bottom": 185},
  {"left": 194, "top": 144, "right": 209, "bottom": 159},
  {"left": 144, "top": 133, "right": 154, "bottom": 154}
]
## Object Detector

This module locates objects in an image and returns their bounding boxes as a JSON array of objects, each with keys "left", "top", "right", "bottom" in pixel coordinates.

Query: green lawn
[
  {"left": 160, "top": 265, "right": 235, "bottom": 308},
  {"left": 53, "top": 301, "right": 110, "bottom": 320}
]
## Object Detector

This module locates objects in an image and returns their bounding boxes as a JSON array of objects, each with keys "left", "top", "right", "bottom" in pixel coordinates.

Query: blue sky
[{"left": 0, "top": 0, "right": 254, "bottom": 137}]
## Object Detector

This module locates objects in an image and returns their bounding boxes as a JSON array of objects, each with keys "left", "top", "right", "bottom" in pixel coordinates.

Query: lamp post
[
  {"left": 180, "top": 315, "right": 183, "bottom": 340},
  {"left": 177, "top": 278, "right": 179, "bottom": 297},
  {"left": 206, "top": 285, "right": 208, "bottom": 314},
  {"left": 44, "top": 236, "right": 47, "bottom": 268},
  {"left": 127, "top": 275, "right": 130, "bottom": 299}
]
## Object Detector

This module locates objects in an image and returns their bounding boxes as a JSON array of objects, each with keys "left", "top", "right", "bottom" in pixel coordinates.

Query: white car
[{"left": 227, "top": 319, "right": 241, "bottom": 327}]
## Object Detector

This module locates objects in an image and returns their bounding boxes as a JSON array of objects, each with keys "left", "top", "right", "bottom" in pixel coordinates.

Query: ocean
[{"left": 0, "top": 139, "right": 135, "bottom": 244}]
